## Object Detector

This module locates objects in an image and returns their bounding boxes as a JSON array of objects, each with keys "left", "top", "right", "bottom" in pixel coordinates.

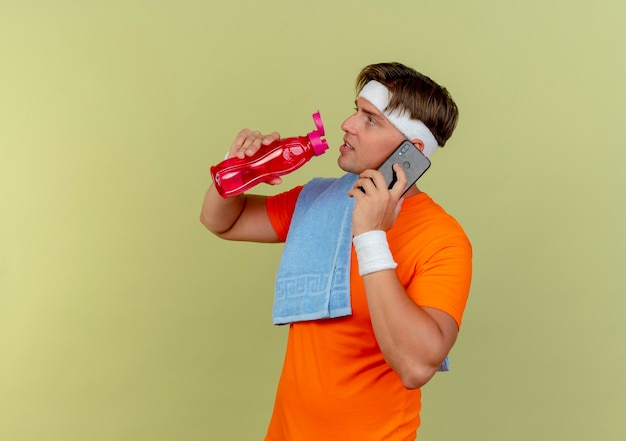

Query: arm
[
  {"left": 361, "top": 270, "right": 458, "bottom": 389},
  {"left": 200, "top": 129, "right": 282, "bottom": 243},
  {"left": 348, "top": 165, "right": 459, "bottom": 389}
]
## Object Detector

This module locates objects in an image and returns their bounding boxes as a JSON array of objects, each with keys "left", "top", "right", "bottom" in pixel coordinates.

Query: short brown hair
[{"left": 356, "top": 62, "right": 459, "bottom": 147}]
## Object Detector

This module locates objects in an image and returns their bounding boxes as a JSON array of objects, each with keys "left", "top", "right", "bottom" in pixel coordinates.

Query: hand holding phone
[{"left": 377, "top": 140, "right": 431, "bottom": 196}]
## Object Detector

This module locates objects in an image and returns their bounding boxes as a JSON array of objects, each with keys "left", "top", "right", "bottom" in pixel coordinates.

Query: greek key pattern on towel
[{"left": 275, "top": 267, "right": 349, "bottom": 300}]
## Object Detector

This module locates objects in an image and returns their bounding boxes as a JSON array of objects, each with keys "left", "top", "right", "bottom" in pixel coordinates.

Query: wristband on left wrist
[{"left": 352, "top": 230, "right": 397, "bottom": 276}]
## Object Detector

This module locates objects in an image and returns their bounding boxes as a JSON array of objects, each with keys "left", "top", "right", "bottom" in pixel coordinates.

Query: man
[{"left": 200, "top": 62, "right": 472, "bottom": 440}]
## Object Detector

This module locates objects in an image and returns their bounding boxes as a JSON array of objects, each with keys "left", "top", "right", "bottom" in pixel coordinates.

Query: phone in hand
[{"left": 377, "top": 140, "right": 431, "bottom": 196}]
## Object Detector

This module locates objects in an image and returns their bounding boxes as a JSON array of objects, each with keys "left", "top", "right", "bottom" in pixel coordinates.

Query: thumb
[
  {"left": 269, "top": 177, "right": 283, "bottom": 185},
  {"left": 394, "top": 197, "right": 404, "bottom": 218}
]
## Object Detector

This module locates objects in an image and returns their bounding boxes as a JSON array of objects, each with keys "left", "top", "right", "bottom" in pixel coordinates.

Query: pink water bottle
[{"left": 211, "top": 111, "right": 329, "bottom": 198}]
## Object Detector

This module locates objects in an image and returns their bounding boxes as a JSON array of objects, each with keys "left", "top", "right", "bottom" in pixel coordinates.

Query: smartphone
[{"left": 377, "top": 140, "right": 431, "bottom": 196}]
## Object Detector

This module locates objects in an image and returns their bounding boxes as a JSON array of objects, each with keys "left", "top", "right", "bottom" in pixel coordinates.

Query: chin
[{"left": 337, "top": 158, "right": 358, "bottom": 174}]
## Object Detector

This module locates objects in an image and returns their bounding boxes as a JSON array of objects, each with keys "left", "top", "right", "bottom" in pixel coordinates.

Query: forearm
[
  {"left": 200, "top": 184, "right": 246, "bottom": 236},
  {"left": 199, "top": 183, "right": 279, "bottom": 242},
  {"left": 200, "top": 129, "right": 284, "bottom": 241},
  {"left": 363, "top": 271, "right": 455, "bottom": 389},
  {"left": 353, "top": 231, "right": 457, "bottom": 389}
]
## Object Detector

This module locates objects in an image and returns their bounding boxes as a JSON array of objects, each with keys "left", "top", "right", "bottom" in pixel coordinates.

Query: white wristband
[{"left": 353, "top": 230, "right": 398, "bottom": 276}]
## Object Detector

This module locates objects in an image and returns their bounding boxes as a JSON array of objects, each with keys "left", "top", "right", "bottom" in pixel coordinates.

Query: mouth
[{"left": 340, "top": 139, "right": 355, "bottom": 153}]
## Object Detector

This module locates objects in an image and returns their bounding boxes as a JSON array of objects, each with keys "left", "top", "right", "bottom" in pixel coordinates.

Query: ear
[{"left": 410, "top": 138, "right": 425, "bottom": 153}]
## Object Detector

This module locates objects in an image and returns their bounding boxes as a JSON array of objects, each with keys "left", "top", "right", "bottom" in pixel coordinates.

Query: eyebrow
[{"left": 355, "top": 99, "right": 386, "bottom": 123}]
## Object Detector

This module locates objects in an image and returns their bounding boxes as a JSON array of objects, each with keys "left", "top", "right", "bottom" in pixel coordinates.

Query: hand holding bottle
[
  {"left": 211, "top": 112, "right": 329, "bottom": 198},
  {"left": 227, "top": 129, "right": 283, "bottom": 185},
  {"left": 228, "top": 129, "right": 281, "bottom": 159}
]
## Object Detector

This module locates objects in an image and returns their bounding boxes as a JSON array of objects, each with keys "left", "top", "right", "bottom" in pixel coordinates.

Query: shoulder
[
  {"left": 390, "top": 193, "right": 472, "bottom": 272},
  {"left": 266, "top": 186, "right": 304, "bottom": 242},
  {"left": 398, "top": 193, "right": 470, "bottom": 243},
  {"left": 393, "top": 194, "right": 472, "bottom": 327}
]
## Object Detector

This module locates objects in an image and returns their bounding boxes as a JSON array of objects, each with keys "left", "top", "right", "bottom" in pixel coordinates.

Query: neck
[{"left": 404, "top": 185, "right": 422, "bottom": 198}]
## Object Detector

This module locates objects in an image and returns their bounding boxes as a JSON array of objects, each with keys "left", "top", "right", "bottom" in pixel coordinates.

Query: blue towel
[
  {"left": 272, "top": 173, "right": 450, "bottom": 372},
  {"left": 273, "top": 173, "right": 358, "bottom": 325}
]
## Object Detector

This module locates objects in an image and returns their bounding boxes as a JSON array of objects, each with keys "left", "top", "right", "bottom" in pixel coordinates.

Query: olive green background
[{"left": 1, "top": 1, "right": 624, "bottom": 440}]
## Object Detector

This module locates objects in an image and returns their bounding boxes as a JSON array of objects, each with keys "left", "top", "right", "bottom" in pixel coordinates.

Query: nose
[{"left": 341, "top": 113, "right": 356, "bottom": 134}]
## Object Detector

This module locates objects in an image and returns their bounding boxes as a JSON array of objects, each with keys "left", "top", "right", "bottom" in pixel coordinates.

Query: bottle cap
[{"left": 307, "top": 111, "right": 329, "bottom": 156}]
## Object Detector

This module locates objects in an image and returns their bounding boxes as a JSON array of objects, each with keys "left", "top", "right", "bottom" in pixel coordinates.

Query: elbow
[
  {"left": 199, "top": 213, "right": 213, "bottom": 233},
  {"left": 396, "top": 363, "right": 439, "bottom": 390},
  {"left": 200, "top": 212, "right": 211, "bottom": 231},
  {"left": 399, "top": 373, "right": 430, "bottom": 391},
  {"left": 199, "top": 213, "right": 224, "bottom": 237}
]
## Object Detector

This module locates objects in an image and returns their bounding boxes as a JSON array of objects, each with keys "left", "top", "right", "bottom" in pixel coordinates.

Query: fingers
[
  {"left": 348, "top": 167, "right": 405, "bottom": 234},
  {"left": 351, "top": 166, "right": 406, "bottom": 196},
  {"left": 229, "top": 130, "right": 280, "bottom": 159},
  {"left": 388, "top": 163, "right": 408, "bottom": 198},
  {"left": 351, "top": 169, "right": 386, "bottom": 195},
  {"left": 348, "top": 164, "right": 408, "bottom": 200}
]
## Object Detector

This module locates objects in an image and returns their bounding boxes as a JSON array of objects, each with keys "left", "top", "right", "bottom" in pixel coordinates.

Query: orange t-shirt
[{"left": 264, "top": 185, "right": 472, "bottom": 441}]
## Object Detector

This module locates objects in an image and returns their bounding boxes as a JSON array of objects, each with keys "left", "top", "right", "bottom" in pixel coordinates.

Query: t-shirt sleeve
[
  {"left": 266, "top": 186, "right": 303, "bottom": 242},
  {"left": 407, "top": 227, "right": 473, "bottom": 329}
]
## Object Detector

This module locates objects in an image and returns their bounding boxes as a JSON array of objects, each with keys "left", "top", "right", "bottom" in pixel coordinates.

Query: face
[{"left": 338, "top": 97, "right": 406, "bottom": 174}]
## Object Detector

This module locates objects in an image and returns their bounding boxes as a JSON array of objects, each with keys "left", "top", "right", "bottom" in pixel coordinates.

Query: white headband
[{"left": 358, "top": 80, "right": 439, "bottom": 158}]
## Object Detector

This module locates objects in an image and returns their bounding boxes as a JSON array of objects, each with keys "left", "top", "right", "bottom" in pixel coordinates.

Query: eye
[{"left": 353, "top": 105, "right": 376, "bottom": 126}]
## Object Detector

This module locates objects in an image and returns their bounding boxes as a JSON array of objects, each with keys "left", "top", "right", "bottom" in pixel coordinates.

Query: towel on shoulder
[{"left": 272, "top": 173, "right": 450, "bottom": 371}]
